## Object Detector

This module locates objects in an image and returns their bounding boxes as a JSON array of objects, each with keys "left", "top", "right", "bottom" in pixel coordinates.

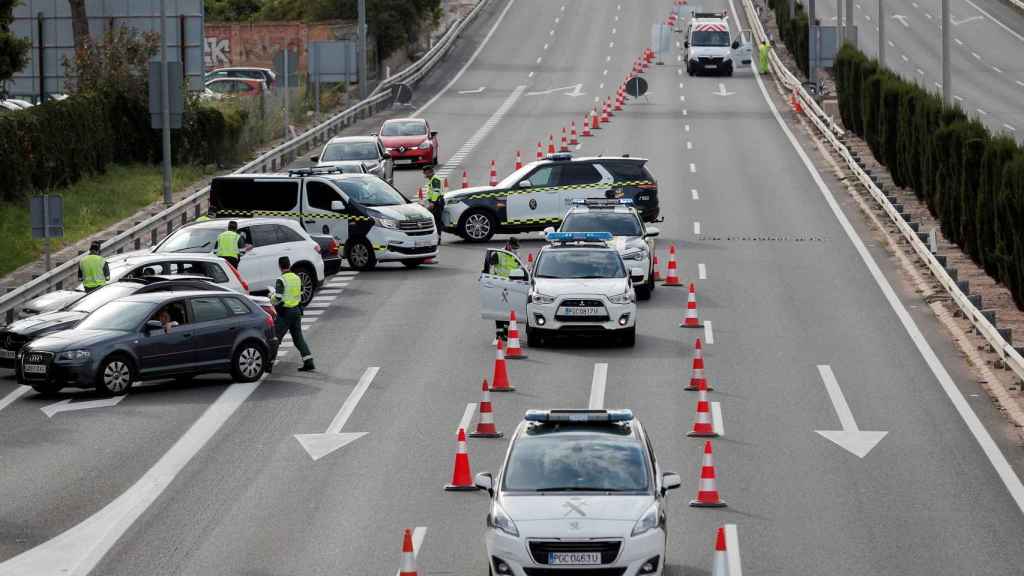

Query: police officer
[
  {"left": 79, "top": 240, "right": 109, "bottom": 293},
  {"left": 758, "top": 41, "right": 770, "bottom": 75},
  {"left": 491, "top": 237, "right": 522, "bottom": 340},
  {"left": 216, "top": 220, "right": 244, "bottom": 268},
  {"left": 424, "top": 165, "right": 444, "bottom": 243},
  {"left": 196, "top": 207, "right": 216, "bottom": 222},
  {"left": 272, "top": 256, "right": 315, "bottom": 372}
]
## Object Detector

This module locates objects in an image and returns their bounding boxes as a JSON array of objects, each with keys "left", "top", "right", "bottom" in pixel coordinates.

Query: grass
[{"left": 0, "top": 163, "right": 209, "bottom": 278}]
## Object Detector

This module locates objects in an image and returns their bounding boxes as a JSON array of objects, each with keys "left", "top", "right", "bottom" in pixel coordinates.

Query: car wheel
[
  {"left": 402, "top": 259, "right": 428, "bottom": 268},
  {"left": 526, "top": 325, "right": 545, "bottom": 348},
  {"left": 620, "top": 326, "right": 636, "bottom": 347},
  {"left": 30, "top": 382, "right": 63, "bottom": 396},
  {"left": 460, "top": 210, "right": 496, "bottom": 242},
  {"left": 686, "top": 62, "right": 694, "bottom": 76},
  {"left": 636, "top": 284, "right": 652, "bottom": 301},
  {"left": 345, "top": 239, "right": 377, "bottom": 271},
  {"left": 96, "top": 354, "right": 134, "bottom": 396},
  {"left": 293, "top": 264, "right": 316, "bottom": 306},
  {"left": 231, "top": 340, "right": 266, "bottom": 383}
]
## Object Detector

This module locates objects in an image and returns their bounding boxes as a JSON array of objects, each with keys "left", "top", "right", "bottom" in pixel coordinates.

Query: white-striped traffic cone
[
  {"left": 470, "top": 379, "right": 503, "bottom": 438},
  {"left": 514, "top": 149, "right": 523, "bottom": 170},
  {"left": 536, "top": 141, "right": 544, "bottom": 160},
  {"left": 399, "top": 528, "right": 418, "bottom": 576},
  {"left": 685, "top": 338, "right": 711, "bottom": 391},
  {"left": 505, "top": 310, "right": 527, "bottom": 359},
  {"left": 570, "top": 121, "right": 579, "bottom": 145},
  {"left": 680, "top": 282, "right": 701, "bottom": 327},
  {"left": 461, "top": 170, "right": 469, "bottom": 189},
  {"left": 687, "top": 388, "right": 717, "bottom": 437},
  {"left": 712, "top": 527, "right": 728, "bottom": 576},
  {"left": 690, "top": 441, "right": 727, "bottom": 507},
  {"left": 444, "top": 427, "right": 476, "bottom": 491},
  {"left": 582, "top": 114, "right": 593, "bottom": 137},
  {"left": 663, "top": 244, "right": 682, "bottom": 286},
  {"left": 489, "top": 160, "right": 498, "bottom": 186},
  {"left": 653, "top": 254, "right": 662, "bottom": 282},
  {"left": 491, "top": 339, "right": 514, "bottom": 391},
  {"left": 560, "top": 127, "right": 569, "bottom": 152},
  {"left": 547, "top": 133, "right": 556, "bottom": 155}
]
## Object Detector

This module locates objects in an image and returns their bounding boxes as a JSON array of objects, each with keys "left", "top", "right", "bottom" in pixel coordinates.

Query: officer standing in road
[
  {"left": 216, "top": 220, "right": 244, "bottom": 268},
  {"left": 424, "top": 165, "right": 445, "bottom": 244},
  {"left": 272, "top": 256, "right": 315, "bottom": 372},
  {"left": 758, "top": 41, "right": 770, "bottom": 75},
  {"left": 79, "top": 240, "right": 110, "bottom": 293},
  {"left": 491, "top": 237, "right": 522, "bottom": 340}
]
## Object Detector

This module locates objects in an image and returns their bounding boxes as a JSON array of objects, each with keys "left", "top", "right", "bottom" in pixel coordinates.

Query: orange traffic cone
[
  {"left": 663, "top": 245, "right": 682, "bottom": 286},
  {"left": 792, "top": 89, "right": 803, "bottom": 114},
  {"left": 547, "top": 133, "right": 556, "bottom": 155},
  {"left": 470, "top": 379, "right": 503, "bottom": 438},
  {"left": 461, "top": 170, "right": 469, "bottom": 189},
  {"left": 444, "top": 428, "right": 476, "bottom": 491},
  {"left": 690, "top": 441, "right": 727, "bottom": 507},
  {"left": 591, "top": 107, "right": 602, "bottom": 129},
  {"left": 505, "top": 310, "right": 527, "bottom": 359},
  {"left": 515, "top": 149, "right": 523, "bottom": 170},
  {"left": 491, "top": 339, "right": 515, "bottom": 391},
  {"left": 443, "top": 176, "right": 449, "bottom": 190},
  {"left": 600, "top": 102, "right": 610, "bottom": 123},
  {"left": 686, "top": 338, "right": 712, "bottom": 391},
  {"left": 614, "top": 94, "right": 624, "bottom": 111},
  {"left": 582, "top": 114, "right": 593, "bottom": 137},
  {"left": 399, "top": 528, "right": 419, "bottom": 576},
  {"left": 605, "top": 96, "right": 615, "bottom": 117},
  {"left": 527, "top": 251, "right": 534, "bottom": 268},
  {"left": 560, "top": 127, "right": 569, "bottom": 152},
  {"left": 680, "top": 283, "right": 701, "bottom": 327},
  {"left": 687, "top": 388, "right": 717, "bottom": 437},
  {"left": 536, "top": 141, "right": 544, "bottom": 160},
  {"left": 653, "top": 254, "right": 662, "bottom": 281},
  {"left": 569, "top": 121, "right": 579, "bottom": 145},
  {"left": 489, "top": 160, "right": 498, "bottom": 186},
  {"left": 712, "top": 527, "right": 728, "bottom": 576}
]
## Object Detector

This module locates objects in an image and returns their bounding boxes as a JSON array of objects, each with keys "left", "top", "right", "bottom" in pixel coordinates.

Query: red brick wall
[{"left": 204, "top": 21, "right": 358, "bottom": 72}]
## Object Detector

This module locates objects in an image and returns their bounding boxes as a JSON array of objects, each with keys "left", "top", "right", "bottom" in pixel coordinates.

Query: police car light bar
[
  {"left": 571, "top": 198, "right": 634, "bottom": 207},
  {"left": 546, "top": 231, "right": 614, "bottom": 242},
  {"left": 525, "top": 409, "right": 634, "bottom": 423},
  {"left": 545, "top": 153, "right": 573, "bottom": 162}
]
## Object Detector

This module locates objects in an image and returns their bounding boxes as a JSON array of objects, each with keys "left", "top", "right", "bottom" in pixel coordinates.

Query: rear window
[
  {"left": 601, "top": 161, "right": 653, "bottom": 182},
  {"left": 191, "top": 297, "right": 231, "bottom": 323},
  {"left": 223, "top": 297, "right": 251, "bottom": 315},
  {"left": 210, "top": 178, "right": 299, "bottom": 213}
]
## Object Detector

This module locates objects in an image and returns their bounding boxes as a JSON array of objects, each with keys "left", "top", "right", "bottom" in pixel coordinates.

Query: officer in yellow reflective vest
[
  {"left": 490, "top": 237, "right": 522, "bottom": 340},
  {"left": 272, "top": 256, "right": 315, "bottom": 372},
  {"left": 79, "top": 240, "right": 110, "bottom": 293},
  {"left": 424, "top": 165, "right": 444, "bottom": 243},
  {"left": 758, "top": 41, "right": 770, "bottom": 75},
  {"left": 196, "top": 207, "right": 216, "bottom": 222},
  {"left": 216, "top": 220, "right": 245, "bottom": 268}
]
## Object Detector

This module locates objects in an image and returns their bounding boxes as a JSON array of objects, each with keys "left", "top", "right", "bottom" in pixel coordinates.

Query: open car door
[
  {"left": 479, "top": 249, "right": 529, "bottom": 321},
  {"left": 733, "top": 30, "right": 754, "bottom": 67}
]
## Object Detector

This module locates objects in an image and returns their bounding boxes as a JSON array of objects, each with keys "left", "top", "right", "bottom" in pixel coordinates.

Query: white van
[
  {"left": 209, "top": 169, "right": 437, "bottom": 270},
  {"left": 683, "top": 12, "right": 752, "bottom": 76}
]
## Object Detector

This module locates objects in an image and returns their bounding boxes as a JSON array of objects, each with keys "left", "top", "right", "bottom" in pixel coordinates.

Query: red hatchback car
[{"left": 377, "top": 118, "right": 438, "bottom": 167}]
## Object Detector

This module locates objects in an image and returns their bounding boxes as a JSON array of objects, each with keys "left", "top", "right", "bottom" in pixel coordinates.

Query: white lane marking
[
  {"left": 694, "top": 221, "right": 701, "bottom": 234},
  {"left": 683, "top": 109, "right": 688, "bottom": 116},
  {"left": 954, "top": 95, "right": 964, "bottom": 102},
  {"left": 925, "top": 12, "right": 932, "bottom": 19},
  {"left": 1005, "top": 124, "right": 1017, "bottom": 132},
  {"left": 1017, "top": 80, "right": 1024, "bottom": 88},
  {"left": 304, "top": 302, "right": 332, "bottom": 309},
  {"left": 972, "top": 51, "right": 981, "bottom": 60},
  {"left": 916, "top": 68, "right": 925, "bottom": 75},
  {"left": 606, "top": 55, "right": 612, "bottom": 62},
  {"left": 41, "top": 395, "right": 126, "bottom": 418},
  {"left": 599, "top": 82, "right": 605, "bottom": 89},
  {"left": 954, "top": 37, "right": 964, "bottom": 45},
  {"left": 725, "top": 524, "right": 743, "bottom": 576},
  {"left": 617, "top": 3, "right": 621, "bottom": 9},
  {"left": 614, "top": 15, "right": 619, "bottom": 21},
  {"left": 554, "top": 16, "right": 560, "bottom": 24},
  {"left": 901, "top": 54, "right": 909, "bottom": 62},
  {"left": 543, "top": 43, "right": 549, "bottom": 50},
  {"left": 691, "top": 188, "right": 699, "bottom": 200},
  {"left": 603, "top": 69, "right": 608, "bottom": 76},
  {"left": 703, "top": 321, "right": 714, "bottom": 344},
  {"left": 528, "top": 71, "right": 534, "bottom": 78},
  {"left": 959, "top": 0, "right": 1024, "bottom": 43},
  {"left": 993, "top": 65, "right": 1003, "bottom": 74},
  {"left": 560, "top": 4, "right": 565, "bottom": 11},
  {"left": 689, "top": 163, "right": 696, "bottom": 173},
  {"left": 887, "top": 40, "right": 895, "bottom": 47},
  {"left": 457, "top": 86, "right": 486, "bottom": 94},
  {"left": 865, "top": 13, "right": 871, "bottom": 20},
  {"left": 589, "top": 363, "right": 608, "bottom": 410},
  {"left": 685, "top": 124, "right": 691, "bottom": 132},
  {"left": 413, "top": 0, "right": 517, "bottom": 116},
  {"left": 815, "top": 365, "right": 888, "bottom": 458},
  {"left": 459, "top": 402, "right": 476, "bottom": 434},
  {"left": 0, "top": 380, "right": 263, "bottom": 575},
  {"left": 536, "top": 56, "right": 543, "bottom": 64},
  {"left": 699, "top": 263, "right": 707, "bottom": 279},
  {"left": 612, "top": 27, "right": 617, "bottom": 34},
  {"left": 912, "top": 1, "right": 918, "bottom": 6},
  {"left": 934, "top": 82, "right": 943, "bottom": 89},
  {"left": 678, "top": 68, "right": 682, "bottom": 75},
  {"left": 680, "top": 95, "right": 686, "bottom": 102},
  {"left": 0, "top": 385, "right": 30, "bottom": 413},
  {"left": 435, "top": 85, "right": 526, "bottom": 178},
  {"left": 732, "top": 0, "right": 1024, "bottom": 510},
  {"left": 977, "top": 108, "right": 988, "bottom": 115},
  {"left": 327, "top": 280, "right": 350, "bottom": 287},
  {"left": 609, "top": 41, "right": 615, "bottom": 48},
  {"left": 549, "top": 29, "right": 555, "bottom": 36},
  {"left": 679, "top": 82, "right": 684, "bottom": 89},
  {"left": 294, "top": 367, "right": 379, "bottom": 460},
  {"left": 335, "top": 270, "right": 360, "bottom": 276},
  {"left": 394, "top": 527, "right": 428, "bottom": 576},
  {"left": 712, "top": 402, "right": 724, "bottom": 437},
  {"left": 686, "top": 141, "right": 693, "bottom": 150}
]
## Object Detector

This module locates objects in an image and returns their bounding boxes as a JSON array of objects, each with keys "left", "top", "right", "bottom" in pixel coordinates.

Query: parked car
[
  {"left": 312, "top": 136, "right": 394, "bottom": 184},
  {"left": 0, "top": 275, "right": 274, "bottom": 371},
  {"left": 309, "top": 233, "right": 343, "bottom": 276},
  {"left": 204, "top": 77, "right": 267, "bottom": 98},
  {"left": 151, "top": 218, "right": 325, "bottom": 304},
  {"left": 18, "top": 290, "right": 279, "bottom": 395},
  {"left": 19, "top": 254, "right": 251, "bottom": 318},
  {"left": 206, "top": 66, "right": 276, "bottom": 88},
  {"left": 377, "top": 118, "right": 439, "bottom": 167}
]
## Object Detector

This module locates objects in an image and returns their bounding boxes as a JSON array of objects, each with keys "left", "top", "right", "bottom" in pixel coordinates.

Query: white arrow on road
[
  {"left": 457, "top": 86, "right": 486, "bottom": 94},
  {"left": 294, "top": 366, "right": 378, "bottom": 461},
  {"left": 892, "top": 14, "right": 910, "bottom": 28},
  {"left": 815, "top": 365, "right": 888, "bottom": 458},
  {"left": 714, "top": 83, "right": 735, "bottom": 96},
  {"left": 41, "top": 395, "right": 126, "bottom": 418},
  {"left": 951, "top": 15, "right": 982, "bottom": 26},
  {"left": 526, "top": 83, "right": 585, "bottom": 97},
  {"left": 564, "top": 83, "right": 586, "bottom": 97}
]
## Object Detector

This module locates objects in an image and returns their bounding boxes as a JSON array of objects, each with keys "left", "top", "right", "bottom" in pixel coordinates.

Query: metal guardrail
[
  {"left": 0, "top": 0, "right": 492, "bottom": 326},
  {"left": 740, "top": 0, "right": 1024, "bottom": 384},
  {"left": 1010, "top": 0, "right": 1024, "bottom": 11}
]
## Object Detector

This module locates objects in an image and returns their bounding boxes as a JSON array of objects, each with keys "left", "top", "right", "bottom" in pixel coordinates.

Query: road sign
[
  {"left": 30, "top": 195, "right": 63, "bottom": 239},
  {"left": 391, "top": 83, "right": 413, "bottom": 106},
  {"left": 625, "top": 76, "right": 649, "bottom": 98},
  {"left": 148, "top": 61, "right": 183, "bottom": 130},
  {"left": 273, "top": 49, "right": 301, "bottom": 88}
]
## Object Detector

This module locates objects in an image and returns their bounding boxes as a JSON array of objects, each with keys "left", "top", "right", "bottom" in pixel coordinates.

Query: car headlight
[
  {"left": 374, "top": 217, "right": 399, "bottom": 230},
  {"left": 631, "top": 502, "right": 660, "bottom": 537},
  {"left": 531, "top": 292, "right": 556, "bottom": 304},
  {"left": 417, "top": 141, "right": 432, "bottom": 149},
  {"left": 622, "top": 249, "right": 646, "bottom": 261},
  {"left": 609, "top": 291, "right": 633, "bottom": 305},
  {"left": 56, "top": 349, "right": 91, "bottom": 362},
  {"left": 488, "top": 501, "right": 519, "bottom": 537}
]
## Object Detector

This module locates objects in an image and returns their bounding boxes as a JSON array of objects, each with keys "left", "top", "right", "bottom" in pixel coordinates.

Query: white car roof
[{"left": 185, "top": 217, "right": 309, "bottom": 232}]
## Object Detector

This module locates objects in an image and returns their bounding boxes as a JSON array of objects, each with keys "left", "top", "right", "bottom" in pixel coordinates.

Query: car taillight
[
  {"left": 228, "top": 262, "right": 249, "bottom": 293},
  {"left": 328, "top": 239, "right": 339, "bottom": 255}
]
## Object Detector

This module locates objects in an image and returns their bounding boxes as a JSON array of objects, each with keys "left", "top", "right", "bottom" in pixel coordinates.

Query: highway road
[
  {"left": 811, "top": 0, "right": 1024, "bottom": 138},
  {"left": 2, "top": 0, "right": 1024, "bottom": 574}
]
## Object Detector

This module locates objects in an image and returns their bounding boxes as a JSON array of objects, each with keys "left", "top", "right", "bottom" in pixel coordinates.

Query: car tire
[
  {"left": 527, "top": 325, "right": 545, "bottom": 348},
  {"left": 620, "top": 326, "right": 636, "bottom": 347},
  {"left": 686, "top": 62, "right": 694, "bottom": 76},
  {"left": 95, "top": 354, "right": 135, "bottom": 396},
  {"left": 459, "top": 209, "right": 497, "bottom": 243},
  {"left": 636, "top": 284, "right": 652, "bottom": 301},
  {"left": 345, "top": 239, "right": 378, "bottom": 271},
  {"left": 30, "top": 382, "right": 63, "bottom": 396},
  {"left": 292, "top": 263, "right": 317, "bottom": 306},
  {"left": 231, "top": 340, "right": 266, "bottom": 383}
]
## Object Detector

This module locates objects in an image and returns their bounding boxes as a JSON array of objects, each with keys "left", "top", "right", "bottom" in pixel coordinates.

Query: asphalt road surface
[{"left": 2, "top": 0, "right": 1024, "bottom": 574}]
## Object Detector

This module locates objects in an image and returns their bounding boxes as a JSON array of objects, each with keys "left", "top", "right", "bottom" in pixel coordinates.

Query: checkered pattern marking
[{"left": 216, "top": 209, "right": 372, "bottom": 222}]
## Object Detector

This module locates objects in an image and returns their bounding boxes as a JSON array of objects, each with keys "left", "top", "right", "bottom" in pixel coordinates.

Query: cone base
[
  {"left": 684, "top": 384, "right": 713, "bottom": 391},
  {"left": 469, "top": 431, "right": 504, "bottom": 438},
  {"left": 505, "top": 352, "right": 528, "bottom": 359},
  {"left": 490, "top": 386, "right": 516, "bottom": 392},
  {"left": 444, "top": 484, "right": 480, "bottom": 491},
  {"left": 680, "top": 321, "right": 702, "bottom": 328},
  {"left": 662, "top": 280, "right": 683, "bottom": 286},
  {"left": 689, "top": 499, "right": 727, "bottom": 508},
  {"left": 686, "top": 430, "right": 719, "bottom": 438}
]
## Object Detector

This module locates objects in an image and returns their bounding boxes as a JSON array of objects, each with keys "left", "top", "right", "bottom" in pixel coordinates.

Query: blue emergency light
[
  {"left": 524, "top": 409, "right": 634, "bottom": 423},
  {"left": 546, "top": 231, "right": 614, "bottom": 242}
]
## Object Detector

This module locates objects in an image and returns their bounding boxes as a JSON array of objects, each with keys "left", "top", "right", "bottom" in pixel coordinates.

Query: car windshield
[
  {"left": 534, "top": 250, "right": 626, "bottom": 279},
  {"left": 562, "top": 213, "right": 642, "bottom": 236},
  {"left": 336, "top": 176, "right": 407, "bottom": 206},
  {"left": 156, "top": 228, "right": 221, "bottom": 253},
  {"left": 321, "top": 141, "right": 379, "bottom": 162},
  {"left": 692, "top": 30, "right": 730, "bottom": 47},
  {"left": 381, "top": 121, "right": 427, "bottom": 137},
  {"left": 502, "top": 432, "right": 650, "bottom": 492},
  {"left": 76, "top": 301, "right": 155, "bottom": 332},
  {"left": 69, "top": 284, "right": 139, "bottom": 313}
]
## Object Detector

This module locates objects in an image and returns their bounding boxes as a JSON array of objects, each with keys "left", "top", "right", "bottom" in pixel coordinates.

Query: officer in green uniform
[
  {"left": 216, "top": 220, "right": 244, "bottom": 268},
  {"left": 424, "top": 165, "right": 445, "bottom": 243},
  {"left": 490, "top": 237, "right": 522, "bottom": 340},
  {"left": 196, "top": 207, "right": 216, "bottom": 222},
  {"left": 758, "top": 41, "right": 770, "bottom": 75},
  {"left": 79, "top": 240, "right": 110, "bottom": 293},
  {"left": 272, "top": 256, "right": 315, "bottom": 372}
]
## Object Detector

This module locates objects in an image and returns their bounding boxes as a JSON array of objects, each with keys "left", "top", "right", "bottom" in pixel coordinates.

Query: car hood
[
  {"left": 381, "top": 135, "right": 428, "bottom": 148},
  {"left": 7, "top": 311, "right": 88, "bottom": 336},
  {"left": 22, "top": 290, "right": 85, "bottom": 315},
  {"left": 533, "top": 277, "right": 628, "bottom": 297},
  {"left": 28, "top": 329, "right": 126, "bottom": 352},
  {"left": 444, "top": 185, "right": 499, "bottom": 202},
  {"left": 317, "top": 160, "right": 379, "bottom": 171},
  {"left": 500, "top": 494, "right": 652, "bottom": 522},
  {"left": 611, "top": 236, "right": 647, "bottom": 254},
  {"left": 366, "top": 204, "right": 432, "bottom": 221}
]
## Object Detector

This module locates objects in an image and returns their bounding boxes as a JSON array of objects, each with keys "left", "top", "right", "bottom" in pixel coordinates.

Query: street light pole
[
  {"left": 159, "top": 0, "right": 172, "bottom": 207},
  {"left": 358, "top": 0, "right": 368, "bottom": 100},
  {"left": 942, "top": 0, "right": 951, "bottom": 104},
  {"left": 878, "top": 0, "right": 885, "bottom": 65}
]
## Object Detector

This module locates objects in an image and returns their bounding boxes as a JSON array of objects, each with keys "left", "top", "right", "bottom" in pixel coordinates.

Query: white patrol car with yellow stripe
[
  {"left": 443, "top": 153, "right": 659, "bottom": 242},
  {"left": 209, "top": 168, "right": 437, "bottom": 270},
  {"left": 479, "top": 232, "right": 643, "bottom": 347},
  {"left": 548, "top": 199, "right": 660, "bottom": 300}
]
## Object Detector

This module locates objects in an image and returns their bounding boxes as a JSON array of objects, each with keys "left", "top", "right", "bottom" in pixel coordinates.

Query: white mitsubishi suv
[{"left": 474, "top": 409, "right": 682, "bottom": 576}]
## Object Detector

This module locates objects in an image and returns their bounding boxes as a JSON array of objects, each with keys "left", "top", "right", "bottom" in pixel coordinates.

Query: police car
[
  {"left": 550, "top": 199, "right": 659, "bottom": 300},
  {"left": 444, "top": 154, "right": 659, "bottom": 242},
  {"left": 479, "top": 232, "right": 643, "bottom": 347},
  {"left": 474, "top": 409, "right": 682, "bottom": 576}
]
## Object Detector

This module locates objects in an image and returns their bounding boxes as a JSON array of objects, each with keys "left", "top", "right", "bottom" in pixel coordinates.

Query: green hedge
[
  {"left": 835, "top": 44, "right": 1024, "bottom": 307},
  {"left": 767, "top": 0, "right": 809, "bottom": 75}
]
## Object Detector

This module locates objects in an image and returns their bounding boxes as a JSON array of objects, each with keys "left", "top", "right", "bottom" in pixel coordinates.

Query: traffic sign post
[{"left": 30, "top": 195, "right": 64, "bottom": 272}]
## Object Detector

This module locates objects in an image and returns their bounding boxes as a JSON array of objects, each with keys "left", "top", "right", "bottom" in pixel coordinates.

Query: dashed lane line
[
  {"left": 712, "top": 402, "right": 724, "bottom": 437},
  {"left": 435, "top": 85, "right": 527, "bottom": 179},
  {"left": 0, "top": 386, "right": 30, "bottom": 413},
  {"left": 725, "top": 524, "right": 743, "bottom": 576},
  {"left": 689, "top": 163, "right": 696, "bottom": 173},
  {"left": 458, "top": 402, "right": 476, "bottom": 434},
  {"left": 703, "top": 321, "right": 714, "bottom": 344},
  {"left": 691, "top": 188, "right": 699, "bottom": 200},
  {"left": 693, "top": 221, "right": 701, "bottom": 234},
  {"left": 699, "top": 263, "right": 707, "bottom": 279},
  {"left": 589, "top": 363, "right": 608, "bottom": 410}
]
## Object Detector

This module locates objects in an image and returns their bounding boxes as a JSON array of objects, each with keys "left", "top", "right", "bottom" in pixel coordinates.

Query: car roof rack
[
  {"left": 545, "top": 152, "right": 573, "bottom": 162},
  {"left": 525, "top": 409, "right": 634, "bottom": 423}
]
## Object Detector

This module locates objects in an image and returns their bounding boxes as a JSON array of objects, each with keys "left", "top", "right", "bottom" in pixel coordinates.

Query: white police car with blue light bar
[
  {"left": 478, "top": 232, "right": 643, "bottom": 347},
  {"left": 474, "top": 409, "right": 682, "bottom": 576}
]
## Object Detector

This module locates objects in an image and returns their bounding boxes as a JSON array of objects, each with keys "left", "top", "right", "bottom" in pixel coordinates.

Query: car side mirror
[
  {"left": 330, "top": 200, "right": 345, "bottom": 212},
  {"left": 630, "top": 267, "right": 644, "bottom": 283},
  {"left": 309, "top": 155, "right": 319, "bottom": 163},
  {"left": 684, "top": 40, "right": 689, "bottom": 48},
  {"left": 732, "top": 40, "right": 740, "bottom": 49},
  {"left": 662, "top": 472, "right": 682, "bottom": 493},
  {"left": 382, "top": 152, "right": 391, "bottom": 159},
  {"left": 145, "top": 320, "right": 164, "bottom": 332},
  {"left": 645, "top": 226, "right": 660, "bottom": 238},
  {"left": 475, "top": 472, "right": 494, "bottom": 494},
  {"left": 509, "top": 268, "right": 528, "bottom": 281},
  {"left": 518, "top": 179, "right": 532, "bottom": 188},
  {"left": 430, "top": 131, "right": 438, "bottom": 138}
]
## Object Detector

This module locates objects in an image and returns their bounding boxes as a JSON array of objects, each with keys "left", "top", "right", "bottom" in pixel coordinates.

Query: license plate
[
  {"left": 705, "top": 64, "right": 717, "bottom": 69},
  {"left": 549, "top": 552, "right": 601, "bottom": 565},
  {"left": 414, "top": 239, "right": 435, "bottom": 248},
  {"left": 558, "top": 306, "right": 604, "bottom": 316},
  {"left": 395, "top": 158, "right": 414, "bottom": 165},
  {"left": 23, "top": 364, "right": 46, "bottom": 374},
  {"left": 0, "top": 350, "right": 14, "bottom": 359}
]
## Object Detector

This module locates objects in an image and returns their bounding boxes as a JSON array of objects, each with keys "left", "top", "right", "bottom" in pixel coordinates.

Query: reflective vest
[
  {"left": 280, "top": 272, "right": 302, "bottom": 308},
  {"left": 196, "top": 215, "right": 210, "bottom": 222},
  {"left": 80, "top": 254, "right": 106, "bottom": 289},
  {"left": 426, "top": 175, "right": 444, "bottom": 202},
  {"left": 493, "top": 252, "right": 518, "bottom": 277},
  {"left": 217, "top": 230, "right": 240, "bottom": 258},
  {"left": 759, "top": 44, "right": 770, "bottom": 73}
]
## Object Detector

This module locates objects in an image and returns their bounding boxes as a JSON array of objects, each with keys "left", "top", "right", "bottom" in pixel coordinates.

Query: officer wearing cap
[
  {"left": 490, "top": 236, "right": 522, "bottom": 340},
  {"left": 216, "top": 220, "right": 245, "bottom": 268},
  {"left": 272, "top": 256, "right": 315, "bottom": 372},
  {"left": 424, "top": 165, "right": 444, "bottom": 243},
  {"left": 79, "top": 240, "right": 110, "bottom": 293}
]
